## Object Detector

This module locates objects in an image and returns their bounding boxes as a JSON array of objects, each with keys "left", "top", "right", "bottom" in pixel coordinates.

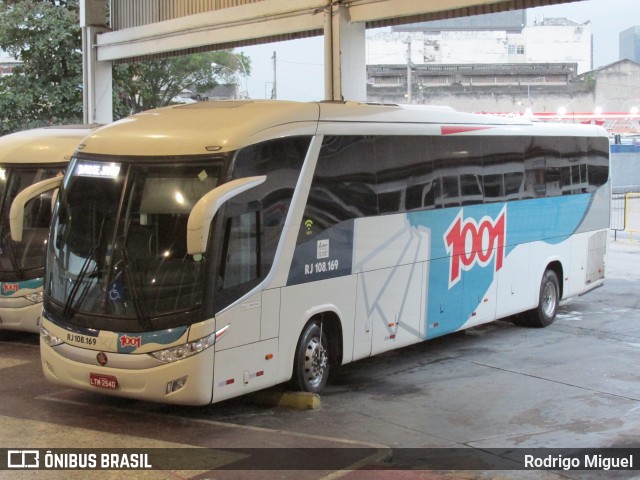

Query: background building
[
  {"left": 367, "top": 59, "right": 640, "bottom": 133},
  {"left": 620, "top": 26, "right": 640, "bottom": 63},
  {"left": 366, "top": 11, "right": 640, "bottom": 134},
  {"left": 367, "top": 12, "right": 593, "bottom": 75}
]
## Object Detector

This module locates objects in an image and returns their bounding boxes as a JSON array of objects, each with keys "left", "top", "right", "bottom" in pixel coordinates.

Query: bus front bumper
[
  {"left": 40, "top": 340, "right": 215, "bottom": 406},
  {"left": 0, "top": 300, "right": 42, "bottom": 333}
]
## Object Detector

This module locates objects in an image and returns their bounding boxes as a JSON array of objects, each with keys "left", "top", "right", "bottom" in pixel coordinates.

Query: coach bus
[
  {"left": 0, "top": 125, "right": 97, "bottom": 334},
  {"left": 12, "top": 101, "right": 609, "bottom": 405}
]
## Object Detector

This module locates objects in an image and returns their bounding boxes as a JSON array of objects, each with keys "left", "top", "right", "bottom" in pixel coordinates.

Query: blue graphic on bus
[
  {"left": 116, "top": 326, "right": 188, "bottom": 353},
  {"left": 408, "top": 194, "right": 593, "bottom": 338},
  {"left": 0, "top": 278, "right": 44, "bottom": 297}
]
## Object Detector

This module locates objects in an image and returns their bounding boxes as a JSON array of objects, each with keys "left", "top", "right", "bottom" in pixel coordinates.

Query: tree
[
  {"left": 0, "top": 0, "right": 83, "bottom": 135},
  {"left": 0, "top": 0, "right": 252, "bottom": 132},
  {"left": 113, "top": 50, "right": 251, "bottom": 119}
]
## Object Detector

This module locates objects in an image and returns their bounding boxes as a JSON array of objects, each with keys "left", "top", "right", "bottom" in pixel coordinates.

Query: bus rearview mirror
[
  {"left": 10, "top": 176, "right": 63, "bottom": 242},
  {"left": 186, "top": 175, "right": 266, "bottom": 255}
]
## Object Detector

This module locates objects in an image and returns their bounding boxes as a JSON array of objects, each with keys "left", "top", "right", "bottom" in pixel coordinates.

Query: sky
[{"left": 237, "top": 0, "right": 639, "bottom": 102}]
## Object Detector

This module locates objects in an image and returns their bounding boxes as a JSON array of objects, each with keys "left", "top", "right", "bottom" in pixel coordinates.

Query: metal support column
[
  {"left": 324, "top": 1, "right": 366, "bottom": 102},
  {"left": 81, "top": 0, "right": 113, "bottom": 124}
]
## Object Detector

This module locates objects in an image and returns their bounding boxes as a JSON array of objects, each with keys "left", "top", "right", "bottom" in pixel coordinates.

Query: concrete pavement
[{"left": 1, "top": 232, "right": 639, "bottom": 479}]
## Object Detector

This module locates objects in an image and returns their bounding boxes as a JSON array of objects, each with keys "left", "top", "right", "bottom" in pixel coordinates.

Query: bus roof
[
  {"left": 0, "top": 125, "right": 99, "bottom": 165},
  {"left": 81, "top": 101, "right": 320, "bottom": 157},
  {"left": 79, "top": 100, "right": 606, "bottom": 158}
]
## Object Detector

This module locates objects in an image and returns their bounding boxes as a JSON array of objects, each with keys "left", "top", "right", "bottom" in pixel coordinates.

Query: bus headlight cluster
[
  {"left": 25, "top": 292, "right": 44, "bottom": 304},
  {"left": 149, "top": 324, "right": 229, "bottom": 364},
  {"left": 149, "top": 332, "right": 217, "bottom": 363},
  {"left": 40, "top": 325, "right": 63, "bottom": 347}
]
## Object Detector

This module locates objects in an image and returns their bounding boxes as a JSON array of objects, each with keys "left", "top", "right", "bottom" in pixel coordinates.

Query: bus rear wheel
[
  {"left": 292, "top": 320, "right": 329, "bottom": 394},
  {"left": 520, "top": 269, "right": 560, "bottom": 328}
]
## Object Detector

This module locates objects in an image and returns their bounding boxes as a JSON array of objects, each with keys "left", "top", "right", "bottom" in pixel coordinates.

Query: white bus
[
  {"left": 0, "top": 125, "right": 96, "bottom": 334},
  {"left": 12, "top": 101, "right": 609, "bottom": 405}
]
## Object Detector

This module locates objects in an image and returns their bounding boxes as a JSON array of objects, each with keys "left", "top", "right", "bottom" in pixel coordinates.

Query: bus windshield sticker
[{"left": 317, "top": 239, "right": 329, "bottom": 259}]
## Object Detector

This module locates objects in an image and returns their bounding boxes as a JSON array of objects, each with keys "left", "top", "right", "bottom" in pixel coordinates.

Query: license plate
[{"left": 89, "top": 373, "right": 119, "bottom": 390}]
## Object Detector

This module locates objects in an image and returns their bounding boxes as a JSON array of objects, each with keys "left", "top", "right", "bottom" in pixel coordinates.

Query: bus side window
[
  {"left": 504, "top": 172, "right": 524, "bottom": 199},
  {"left": 404, "top": 184, "right": 423, "bottom": 210},
  {"left": 524, "top": 137, "right": 547, "bottom": 198},
  {"left": 219, "top": 209, "right": 261, "bottom": 290},
  {"left": 441, "top": 175, "right": 460, "bottom": 208},
  {"left": 374, "top": 135, "right": 433, "bottom": 214},
  {"left": 587, "top": 137, "right": 609, "bottom": 189},
  {"left": 482, "top": 136, "right": 525, "bottom": 203},
  {"left": 460, "top": 174, "right": 483, "bottom": 205},
  {"left": 301, "top": 136, "right": 376, "bottom": 239},
  {"left": 524, "top": 157, "right": 546, "bottom": 198},
  {"left": 422, "top": 181, "right": 435, "bottom": 208},
  {"left": 483, "top": 174, "right": 504, "bottom": 200}
]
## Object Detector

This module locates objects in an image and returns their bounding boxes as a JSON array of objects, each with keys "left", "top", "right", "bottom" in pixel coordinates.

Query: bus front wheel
[
  {"left": 520, "top": 269, "right": 560, "bottom": 328},
  {"left": 292, "top": 320, "right": 329, "bottom": 394}
]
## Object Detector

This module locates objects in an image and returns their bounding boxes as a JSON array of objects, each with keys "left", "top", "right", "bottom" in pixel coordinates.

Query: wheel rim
[
  {"left": 541, "top": 280, "right": 557, "bottom": 318},
  {"left": 303, "top": 335, "right": 327, "bottom": 389}
]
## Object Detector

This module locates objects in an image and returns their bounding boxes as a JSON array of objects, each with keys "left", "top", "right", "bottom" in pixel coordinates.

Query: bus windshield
[
  {"left": 0, "top": 165, "right": 65, "bottom": 278},
  {"left": 47, "top": 159, "right": 223, "bottom": 328}
]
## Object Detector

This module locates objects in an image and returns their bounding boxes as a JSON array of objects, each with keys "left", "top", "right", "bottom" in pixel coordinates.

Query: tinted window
[
  {"left": 298, "top": 133, "right": 608, "bottom": 240},
  {"left": 524, "top": 138, "right": 549, "bottom": 198},
  {"left": 587, "top": 137, "right": 609, "bottom": 189},
  {"left": 301, "top": 136, "right": 376, "bottom": 241},
  {"left": 0, "top": 165, "right": 65, "bottom": 276},
  {"left": 431, "top": 137, "right": 484, "bottom": 208},
  {"left": 374, "top": 136, "right": 434, "bottom": 213},
  {"left": 482, "top": 137, "right": 524, "bottom": 202},
  {"left": 214, "top": 136, "right": 310, "bottom": 308}
]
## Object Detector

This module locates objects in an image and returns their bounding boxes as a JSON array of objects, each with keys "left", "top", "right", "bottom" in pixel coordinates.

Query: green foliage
[
  {"left": 0, "top": 0, "right": 252, "bottom": 131},
  {"left": 113, "top": 50, "right": 251, "bottom": 119},
  {"left": 0, "top": 0, "right": 83, "bottom": 134}
]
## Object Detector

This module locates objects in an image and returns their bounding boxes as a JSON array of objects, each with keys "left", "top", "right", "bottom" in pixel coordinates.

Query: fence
[
  {"left": 611, "top": 193, "right": 625, "bottom": 232},
  {"left": 611, "top": 192, "right": 640, "bottom": 240}
]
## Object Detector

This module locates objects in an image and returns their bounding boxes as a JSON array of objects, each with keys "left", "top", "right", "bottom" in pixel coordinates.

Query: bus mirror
[
  {"left": 10, "top": 176, "right": 63, "bottom": 242},
  {"left": 187, "top": 175, "right": 266, "bottom": 255}
]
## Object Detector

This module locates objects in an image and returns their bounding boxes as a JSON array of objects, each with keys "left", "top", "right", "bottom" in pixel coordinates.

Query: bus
[
  {"left": 12, "top": 101, "right": 609, "bottom": 405},
  {"left": 0, "top": 125, "right": 97, "bottom": 334}
]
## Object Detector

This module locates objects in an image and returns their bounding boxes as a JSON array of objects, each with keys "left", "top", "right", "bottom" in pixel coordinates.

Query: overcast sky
[{"left": 238, "top": 0, "right": 639, "bottom": 102}]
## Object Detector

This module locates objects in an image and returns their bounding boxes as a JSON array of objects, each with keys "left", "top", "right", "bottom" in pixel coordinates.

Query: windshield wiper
[
  {"left": 120, "top": 245, "right": 152, "bottom": 331},
  {"left": 62, "top": 244, "right": 100, "bottom": 321},
  {"left": 62, "top": 218, "right": 106, "bottom": 321}
]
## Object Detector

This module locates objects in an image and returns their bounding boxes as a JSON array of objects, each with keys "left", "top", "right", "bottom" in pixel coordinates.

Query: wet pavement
[{"left": 1, "top": 233, "right": 639, "bottom": 479}]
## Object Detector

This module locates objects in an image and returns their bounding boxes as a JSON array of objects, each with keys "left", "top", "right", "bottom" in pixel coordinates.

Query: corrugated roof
[{"left": 108, "top": 0, "right": 581, "bottom": 63}]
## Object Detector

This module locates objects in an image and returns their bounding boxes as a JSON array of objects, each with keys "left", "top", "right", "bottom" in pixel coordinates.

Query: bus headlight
[
  {"left": 25, "top": 292, "right": 44, "bottom": 304},
  {"left": 40, "top": 325, "right": 63, "bottom": 347},
  {"left": 149, "top": 325, "right": 229, "bottom": 364}
]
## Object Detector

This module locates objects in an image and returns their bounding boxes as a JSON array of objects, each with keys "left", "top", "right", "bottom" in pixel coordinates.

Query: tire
[
  {"left": 519, "top": 269, "right": 560, "bottom": 328},
  {"left": 291, "top": 320, "right": 329, "bottom": 394}
]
